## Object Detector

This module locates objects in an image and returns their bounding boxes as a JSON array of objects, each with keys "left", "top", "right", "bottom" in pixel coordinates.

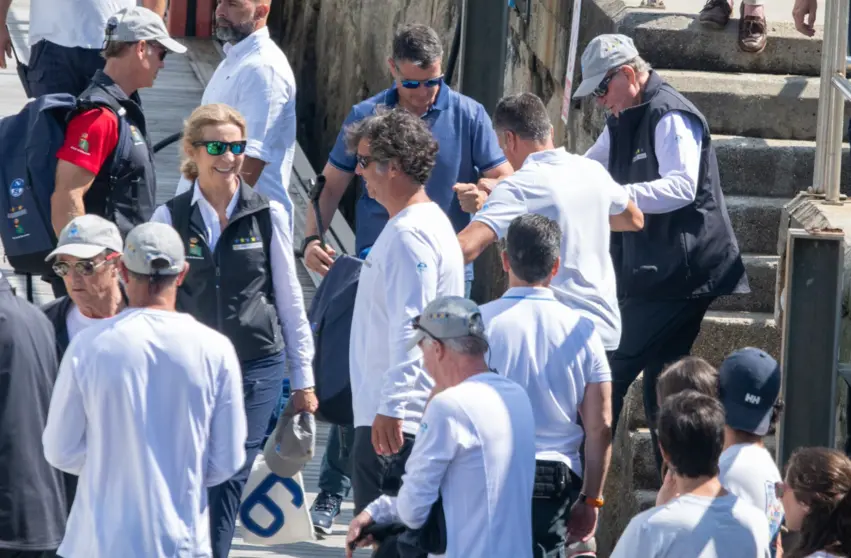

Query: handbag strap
[{"left": 5, "top": 25, "right": 23, "bottom": 65}]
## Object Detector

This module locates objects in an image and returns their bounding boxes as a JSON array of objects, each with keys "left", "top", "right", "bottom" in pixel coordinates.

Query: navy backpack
[{"left": 0, "top": 92, "right": 128, "bottom": 276}]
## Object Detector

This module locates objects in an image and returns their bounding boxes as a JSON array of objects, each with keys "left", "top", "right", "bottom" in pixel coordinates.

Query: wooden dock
[{"left": 1, "top": 2, "right": 364, "bottom": 555}]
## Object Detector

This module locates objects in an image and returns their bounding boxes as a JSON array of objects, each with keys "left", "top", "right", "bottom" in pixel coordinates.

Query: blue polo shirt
[{"left": 328, "top": 84, "right": 507, "bottom": 271}]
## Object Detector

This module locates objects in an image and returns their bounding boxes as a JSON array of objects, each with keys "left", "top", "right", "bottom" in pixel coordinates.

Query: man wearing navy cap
[{"left": 717, "top": 347, "right": 785, "bottom": 557}]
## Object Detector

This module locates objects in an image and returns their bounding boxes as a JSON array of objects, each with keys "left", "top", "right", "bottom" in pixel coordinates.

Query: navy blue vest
[
  {"left": 606, "top": 71, "right": 749, "bottom": 300},
  {"left": 78, "top": 70, "right": 156, "bottom": 238}
]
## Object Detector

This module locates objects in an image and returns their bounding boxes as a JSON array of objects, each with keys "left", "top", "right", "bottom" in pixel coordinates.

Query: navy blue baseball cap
[{"left": 718, "top": 347, "right": 781, "bottom": 436}]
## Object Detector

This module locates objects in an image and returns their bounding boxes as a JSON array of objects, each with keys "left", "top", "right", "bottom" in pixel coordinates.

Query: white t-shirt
[
  {"left": 480, "top": 286, "right": 611, "bottom": 477},
  {"left": 365, "top": 372, "right": 536, "bottom": 558},
  {"left": 176, "top": 27, "right": 297, "bottom": 220},
  {"left": 29, "top": 0, "right": 134, "bottom": 49},
  {"left": 805, "top": 553, "right": 843, "bottom": 558},
  {"left": 349, "top": 202, "right": 465, "bottom": 434},
  {"left": 42, "top": 308, "right": 248, "bottom": 558},
  {"left": 66, "top": 304, "right": 104, "bottom": 342},
  {"left": 719, "top": 443, "right": 785, "bottom": 546},
  {"left": 611, "top": 493, "right": 771, "bottom": 558},
  {"left": 473, "top": 147, "right": 630, "bottom": 350}
]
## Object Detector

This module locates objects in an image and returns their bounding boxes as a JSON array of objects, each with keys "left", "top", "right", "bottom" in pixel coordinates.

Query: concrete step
[
  {"left": 693, "top": 310, "right": 780, "bottom": 366},
  {"left": 622, "top": 11, "right": 823, "bottom": 76},
  {"left": 716, "top": 135, "right": 851, "bottom": 197},
  {"left": 657, "top": 69, "right": 848, "bottom": 141},
  {"left": 726, "top": 195, "right": 786, "bottom": 254},
  {"left": 712, "top": 254, "right": 777, "bottom": 313}
]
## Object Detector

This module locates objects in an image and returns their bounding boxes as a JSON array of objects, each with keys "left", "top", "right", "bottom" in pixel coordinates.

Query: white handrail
[{"left": 813, "top": 0, "right": 850, "bottom": 203}]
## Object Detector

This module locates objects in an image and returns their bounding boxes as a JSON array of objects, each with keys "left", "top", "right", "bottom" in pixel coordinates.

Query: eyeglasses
[
  {"left": 592, "top": 68, "right": 622, "bottom": 98},
  {"left": 193, "top": 140, "right": 247, "bottom": 156},
  {"left": 148, "top": 41, "right": 168, "bottom": 62},
  {"left": 356, "top": 154, "right": 375, "bottom": 169},
  {"left": 400, "top": 76, "right": 443, "bottom": 89},
  {"left": 53, "top": 253, "right": 120, "bottom": 277}
]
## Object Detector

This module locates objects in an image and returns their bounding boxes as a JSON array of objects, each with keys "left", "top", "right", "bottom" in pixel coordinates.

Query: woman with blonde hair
[{"left": 150, "top": 103, "right": 317, "bottom": 558}]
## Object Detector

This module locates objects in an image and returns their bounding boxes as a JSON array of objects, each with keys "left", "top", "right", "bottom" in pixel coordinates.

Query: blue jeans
[
  {"left": 317, "top": 424, "right": 355, "bottom": 498},
  {"left": 208, "top": 351, "right": 286, "bottom": 558}
]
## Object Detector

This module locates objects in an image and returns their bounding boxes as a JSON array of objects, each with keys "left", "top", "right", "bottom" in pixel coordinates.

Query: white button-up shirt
[
  {"left": 151, "top": 182, "right": 315, "bottom": 389},
  {"left": 176, "top": 27, "right": 297, "bottom": 219},
  {"left": 29, "top": 0, "right": 134, "bottom": 49},
  {"left": 42, "top": 308, "right": 248, "bottom": 558}
]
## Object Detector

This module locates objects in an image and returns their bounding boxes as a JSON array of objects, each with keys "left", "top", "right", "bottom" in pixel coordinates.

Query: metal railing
[{"left": 813, "top": 0, "right": 851, "bottom": 203}]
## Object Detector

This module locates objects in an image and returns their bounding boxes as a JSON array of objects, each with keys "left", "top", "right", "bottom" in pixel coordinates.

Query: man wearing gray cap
[
  {"left": 41, "top": 215, "right": 125, "bottom": 364},
  {"left": 574, "top": 34, "right": 747, "bottom": 473},
  {"left": 347, "top": 296, "right": 536, "bottom": 558},
  {"left": 49, "top": 7, "right": 186, "bottom": 297},
  {"left": 43, "top": 222, "right": 248, "bottom": 558}
]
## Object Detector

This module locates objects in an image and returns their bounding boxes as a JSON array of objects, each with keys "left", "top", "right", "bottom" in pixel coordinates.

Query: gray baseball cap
[
  {"left": 46, "top": 215, "right": 123, "bottom": 261},
  {"left": 122, "top": 222, "right": 186, "bottom": 276},
  {"left": 263, "top": 398, "right": 316, "bottom": 478},
  {"left": 105, "top": 6, "right": 187, "bottom": 54},
  {"left": 573, "top": 34, "right": 639, "bottom": 99},
  {"left": 406, "top": 296, "right": 489, "bottom": 352}
]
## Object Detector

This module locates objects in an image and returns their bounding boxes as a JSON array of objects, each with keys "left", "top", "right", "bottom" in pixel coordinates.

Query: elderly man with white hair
[{"left": 346, "top": 296, "right": 537, "bottom": 558}]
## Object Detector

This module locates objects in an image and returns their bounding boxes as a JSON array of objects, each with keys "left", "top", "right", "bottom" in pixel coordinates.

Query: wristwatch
[{"left": 579, "top": 493, "right": 605, "bottom": 508}]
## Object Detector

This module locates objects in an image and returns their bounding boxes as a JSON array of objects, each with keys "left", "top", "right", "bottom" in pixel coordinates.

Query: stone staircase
[
  {"left": 615, "top": 15, "right": 848, "bottom": 366},
  {"left": 590, "top": 11, "right": 840, "bottom": 556}
]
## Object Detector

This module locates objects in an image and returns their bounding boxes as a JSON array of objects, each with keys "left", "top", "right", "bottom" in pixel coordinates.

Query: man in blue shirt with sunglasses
[{"left": 302, "top": 22, "right": 512, "bottom": 535}]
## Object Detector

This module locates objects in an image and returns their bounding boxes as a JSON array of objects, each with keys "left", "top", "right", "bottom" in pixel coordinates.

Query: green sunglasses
[{"left": 193, "top": 140, "right": 247, "bottom": 156}]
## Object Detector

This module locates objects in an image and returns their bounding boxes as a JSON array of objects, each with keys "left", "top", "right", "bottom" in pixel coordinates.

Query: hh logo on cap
[{"left": 745, "top": 393, "right": 761, "bottom": 405}]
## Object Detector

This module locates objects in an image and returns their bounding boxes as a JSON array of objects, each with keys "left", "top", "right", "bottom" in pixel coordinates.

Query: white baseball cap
[
  {"left": 46, "top": 215, "right": 123, "bottom": 261},
  {"left": 105, "top": 6, "right": 187, "bottom": 54}
]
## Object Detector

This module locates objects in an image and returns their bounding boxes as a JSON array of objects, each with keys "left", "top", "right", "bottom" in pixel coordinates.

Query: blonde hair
[{"left": 180, "top": 103, "right": 247, "bottom": 181}]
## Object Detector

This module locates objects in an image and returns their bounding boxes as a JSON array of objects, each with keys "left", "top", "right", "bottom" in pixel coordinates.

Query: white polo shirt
[
  {"left": 365, "top": 372, "right": 536, "bottom": 558},
  {"left": 473, "top": 148, "right": 630, "bottom": 351},
  {"left": 42, "top": 308, "right": 247, "bottom": 558},
  {"left": 480, "top": 286, "right": 612, "bottom": 476},
  {"left": 349, "top": 202, "right": 465, "bottom": 434},
  {"left": 175, "top": 27, "right": 297, "bottom": 219},
  {"left": 29, "top": 0, "right": 134, "bottom": 49}
]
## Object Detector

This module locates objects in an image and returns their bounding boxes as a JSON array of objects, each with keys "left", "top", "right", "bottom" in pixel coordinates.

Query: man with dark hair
[
  {"left": 611, "top": 391, "right": 770, "bottom": 557},
  {"left": 49, "top": 6, "right": 186, "bottom": 298},
  {"left": 576, "top": 35, "right": 748, "bottom": 467},
  {"left": 458, "top": 91, "right": 643, "bottom": 352},
  {"left": 303, "top": 23, "right": 510, "bottom": 530},
  {"left": 43, "top": 222, "right": 247, "bottom": 557},
  {"left": 344, "top": 108, "right": 465, "bottom": 514},
  {"left": 480, "top": 214, "right": 613, "bottom": 557},
  {"left": 717, "top": 348, "right": 785, "bottom": 555}
]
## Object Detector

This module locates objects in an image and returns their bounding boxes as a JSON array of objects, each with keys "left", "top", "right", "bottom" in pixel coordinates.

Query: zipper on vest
[{"left": 215, "top": 258, "right": 222, "bottom": 331}]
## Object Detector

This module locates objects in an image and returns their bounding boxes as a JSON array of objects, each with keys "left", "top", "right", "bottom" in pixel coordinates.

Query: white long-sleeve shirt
[
  {"left": 349, "top": 202, "right": 465, "bottom": 434},
  {"left": 151, "top": 182, "right": 315, "bottom": 389},
  {"left": 584, "top": 111, "right": 703, "bottom": 214},
  {"left": 175, "top": 27, "right": 297, "bottom": 219},
  {"left": 42, "top": 308, "right": 247, "bottom": 558},
  {"left": 365, "top": 373, "right": 536, "bottom": 558}
]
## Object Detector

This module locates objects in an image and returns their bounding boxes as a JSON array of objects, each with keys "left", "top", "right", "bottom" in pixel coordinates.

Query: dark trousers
[
  {"left": 318, "top": 424, "right": 355, "bottom": 498},
  {"left": 532, "top": 468, "right": 582, "bottom": 558},
  {"left": 24, "top": 40, "right": 105, "bottom": 98},
  {"left": 208, "top": 351, "right": 285, "bottom": 558},
  {"left": 609, "top": 297, "right": 714, "bottom": 478},
  {"left": 0, "top": 552, "right": 57, "bottom": 558},
  {"left": 351, "top": 426, "right": 416, "bottom": 515}
]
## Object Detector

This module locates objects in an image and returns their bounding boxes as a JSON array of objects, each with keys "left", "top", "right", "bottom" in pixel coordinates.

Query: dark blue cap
[{"left": 718, "top": 347, "right": 781, "bottom": 436}]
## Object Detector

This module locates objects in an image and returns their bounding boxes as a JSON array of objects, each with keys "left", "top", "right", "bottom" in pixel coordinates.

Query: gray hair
[
  {"left": 392, "top": 24, "right": 444, "bottom": 67},
  {"left": 344, "top": 107, "right": 438, "bottom": 185},
  {"left": 627, "top": 56, "right": 652, "bottom": 74},
  {"left": 493, "top": 92, "right": 552, "bottom": 142},
  {"left": 426, "top": 335, "right": 489, "bottom": 356}
]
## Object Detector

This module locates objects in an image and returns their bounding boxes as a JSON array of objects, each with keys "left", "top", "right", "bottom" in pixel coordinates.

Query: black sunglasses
[
  {"left": 592, "top": 68, "right": 622, "bottom": 98},
  {"left": 53, "top": 253, "right": 120, "bottom": 277},
  {"left": 356, "top": 154, "right": 375, "bottom": 169},
  {"left": 193, "top": 140, "right": 247, "bottom": 156},
  {"left": 400, "top": 75, "right": 443, "bottom": 89},
  {"left": 149, "top": 41, "right": 168, "bottom": 61}
]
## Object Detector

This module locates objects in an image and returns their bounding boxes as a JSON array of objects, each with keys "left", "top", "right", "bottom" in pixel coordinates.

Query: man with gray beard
[{"left": 173, "top": 0, "right": 298, "bottom": 221}]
